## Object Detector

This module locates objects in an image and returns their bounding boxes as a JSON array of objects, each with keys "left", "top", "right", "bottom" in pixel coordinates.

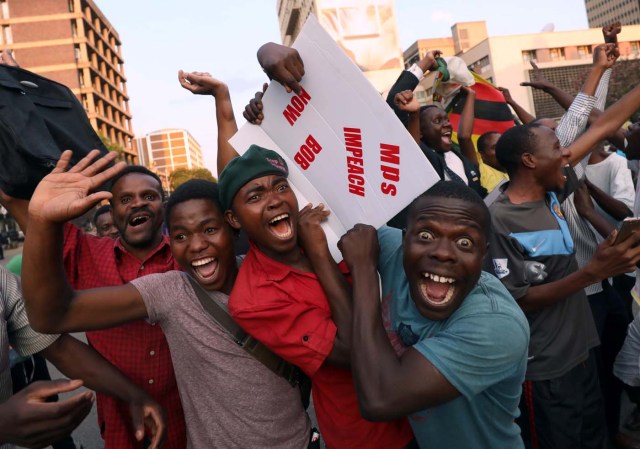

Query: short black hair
[
  {"left": 408, "top": 180, "right": 491, "bottom": 237},
  {"left": 108, "top": 165, "right": 164, "bottom": 199},
  {"left": 477, "top": 131, "right": 501, "bottom": 153},
  {"left": 165, "top": 179, "right": 223, "bottom": 230},
  {"left": 495, "top": 123, "right": 543, "bottom": 176},
  {"left": 93, "top": 204, "right": 112, "bottom": 225}
]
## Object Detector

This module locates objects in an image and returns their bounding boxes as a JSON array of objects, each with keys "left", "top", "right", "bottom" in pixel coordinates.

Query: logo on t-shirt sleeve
[{"left": 493, "top": 258, "right": 510, "bottom": 279}]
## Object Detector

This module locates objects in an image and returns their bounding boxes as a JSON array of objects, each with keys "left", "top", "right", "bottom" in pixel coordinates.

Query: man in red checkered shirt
[{"left": 2, "top": 161, "right": 186, "bottom": 449}]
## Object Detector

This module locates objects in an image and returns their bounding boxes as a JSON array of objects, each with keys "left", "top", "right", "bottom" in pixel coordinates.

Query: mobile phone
[{"left": 614, "top": 217, "right": 640, "bottom": 245}]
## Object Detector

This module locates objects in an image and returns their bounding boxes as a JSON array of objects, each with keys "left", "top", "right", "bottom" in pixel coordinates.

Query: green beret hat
[{"left": 218, "top": 144, "right": 289, "bottom": 210}]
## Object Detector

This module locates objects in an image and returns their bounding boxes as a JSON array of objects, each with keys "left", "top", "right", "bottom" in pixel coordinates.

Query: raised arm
[
  {"left": 457, "top": 86, "right": 479, "bottom": 167},
  {"left": 41, "top": 335, "right": 166, "bottom": 449},
  {"left": 393, "top": 90, "right": 421, "bottom": 144},
  {"left": 297, "top": 204, "right": 353, "bottom": 368},
  {"left": 386, "top": 50, "right": 440, "bottom": 126},
  {"left": 178, "top": 71, "right": 239, "bottom": 177},
  {"left": 23, "top": 150, "right": 149, "bottom": 333},
  {"left": 498, "top": 87, "right": 535, "bottom": 124}
]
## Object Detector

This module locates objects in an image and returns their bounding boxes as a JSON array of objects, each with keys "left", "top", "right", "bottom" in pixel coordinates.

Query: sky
[{"left": 96, "top": 0, "right": 589, "bottom": 173}]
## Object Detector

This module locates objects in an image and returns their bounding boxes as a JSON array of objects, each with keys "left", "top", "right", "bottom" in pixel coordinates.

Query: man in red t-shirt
[{"left": 218, "top": 145, "right": 415, "bottom": 449}]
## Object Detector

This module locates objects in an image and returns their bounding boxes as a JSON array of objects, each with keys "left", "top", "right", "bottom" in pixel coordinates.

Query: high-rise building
[
  {"left": 585, "top": 0, "right": 640, "bottom": 28},
  {"left": 0, "top": 0, "right": 136, "bottom": 163},
  {"left": 277, "top": 0, "right": 404, "bottom": 92},
  {"left": 134, "top": 129, "right": 204, "bottom": 179}
]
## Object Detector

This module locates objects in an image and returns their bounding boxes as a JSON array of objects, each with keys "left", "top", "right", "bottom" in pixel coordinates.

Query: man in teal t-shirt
[{"left": 339, "top": 181, "right": 529, "bottom": 449}]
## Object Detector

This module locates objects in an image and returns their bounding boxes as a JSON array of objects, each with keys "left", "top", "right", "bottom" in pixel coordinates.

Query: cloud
[{"left": 431, "top": 10, "right": 453, "bottom": 23}]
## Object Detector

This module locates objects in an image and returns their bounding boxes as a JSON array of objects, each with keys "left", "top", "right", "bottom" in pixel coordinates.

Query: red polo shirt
[
  {"left": 63, "top": 224, "right": 186, "bottom": 449},
  {"left": 229, "top": 243, "right": 414, "bottom": 449}
]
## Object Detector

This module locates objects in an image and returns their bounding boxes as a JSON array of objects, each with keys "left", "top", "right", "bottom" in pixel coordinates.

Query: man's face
[
  {"left": 110, "top": 173, "right": 164, "bottom": 250},
  {"left": 479, "top": 133, "right": 502, "bottom": 171},
  {"left": 528, "top": 126, "right": 571, "bottom": 192},
  {"left": 169, "top": 199, "right": 236, "bottom": 294},
  {"left": 420, "top": 107, "right": 453, "bottom": 152},
  {"left": 226, "top": 175, "right": 299, "bottom": 261},
  {"left": 625, "top": 122, "right": 640, "bottom": 160},
  {"left": 535, "top": 118, "right": 558, "bottom": 131},
  {"left": 95, "top": 211, "right": 119, "bottom": 239},
  {"left": 403, "top": 196, "right": 488, "bottom": 321}
]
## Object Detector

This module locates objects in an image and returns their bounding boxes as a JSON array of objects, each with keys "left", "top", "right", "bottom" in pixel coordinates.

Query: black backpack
[{"left": 0, "top": 64, "right": 108, "bottom": 199}]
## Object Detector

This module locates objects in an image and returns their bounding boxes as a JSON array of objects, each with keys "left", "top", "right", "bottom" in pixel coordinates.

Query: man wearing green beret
[{"left": 219, "top": 144, "right": 416, "bottom": 449}]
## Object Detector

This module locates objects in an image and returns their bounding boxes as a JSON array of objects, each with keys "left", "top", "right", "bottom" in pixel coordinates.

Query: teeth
[
  {"left": 192, "top": 257, "right": 215, "bottom": 267},
  {"left": 269, "top": 213, "right": 289, "bottom": 224},
  {"left": 423, "top": 272, "right": 455, "bottom": 283}
]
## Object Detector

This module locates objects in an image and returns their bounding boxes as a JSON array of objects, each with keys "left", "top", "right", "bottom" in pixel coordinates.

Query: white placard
[{"left": 231, "top": 15, "right": 438, "bottom": 260}]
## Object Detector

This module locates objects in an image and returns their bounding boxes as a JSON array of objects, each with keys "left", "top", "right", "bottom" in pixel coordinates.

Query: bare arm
[
  {"left": 298, "top": 204, "right": 352, "bottom": 367},
  {"left": 22, "top": 151, "right": 148, "bottom": 333},
  {"left": 178, "top": 71, "right": 239, "bottom": 176},
  {"left": 573, "top": 182, "right": 616, "bottom": 239},
  {"left": 339, "top": 225, "right": 459, "bottom": 421},
  {"left": 585, "top": 178, "right": 632, "bottom": 221},
  {"left": 498, "top": 87, "right": 535, "bottom": 124},
  {"left": 517, "top": 231, "right": 640, "bottom": 313},
  {"left": 42, "top": 335, "right": 165, "bottom": 449},
  {"left": 457, "top": 86, "right": 479, "bottom": 167}
]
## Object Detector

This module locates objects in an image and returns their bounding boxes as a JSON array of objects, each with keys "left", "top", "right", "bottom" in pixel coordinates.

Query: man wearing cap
[{"left": 218, "top": 145, "right": 416, "bottom": 449}]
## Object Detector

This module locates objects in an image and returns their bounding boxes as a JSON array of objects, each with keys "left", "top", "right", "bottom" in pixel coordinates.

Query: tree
[
  {"left": 98, "top": 133, "right": 125, "bottom": 156},
  {"left": 169, "top": 167, "right": 216, "bottom": 191}
]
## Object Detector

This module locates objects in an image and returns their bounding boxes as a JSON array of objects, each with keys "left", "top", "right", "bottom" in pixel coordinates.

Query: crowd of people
[{"left": 3, "top": 20, "right": 640, "bottom": 449}]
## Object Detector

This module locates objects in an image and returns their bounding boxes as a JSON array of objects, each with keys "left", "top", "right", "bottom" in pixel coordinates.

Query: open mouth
[
  {"left": 128, "top": 214, "right": 151, "bottom": 228},
  {"left": 441, "top": 130, "right": 452, "bottom": 145},
  {"left": 268, "top": 213, "right": 293, "bottom": 239},
  {"left": 419, "top": 271, "right": 456, "bottom": 307},
  {"left": 191, "top": 256, "right": 219, "bottom": 281}
]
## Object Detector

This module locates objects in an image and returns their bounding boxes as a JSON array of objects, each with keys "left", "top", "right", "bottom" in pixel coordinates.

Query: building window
[
  {"left": 522, "top": 50, "right": 537, "bottom": 63},
  {"left": 74, "top": 45, "right": 81, "bottom": 62},
  {"left": 0, "top": 26, "right": 12, "bottom": 45},
  {"left": 68, "top": 0, "right": 74, "bottom": 12},
  {"left": 631, "top": 42, "right": 640, "bottom": 54},
  {"left": 0, "top": 1, "right": 9, "bottom": 19},
  {"left": 549, "top": 48, "right": 565, "bottom": 61},
  {"left": 577, "top": 45, "right": 592, "bottom": 58}
]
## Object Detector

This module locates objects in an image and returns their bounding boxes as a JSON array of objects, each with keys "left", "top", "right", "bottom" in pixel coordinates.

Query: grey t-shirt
[
  {"left": 131, "top": 271, "right": 310, "bottom": 449},
  {"left": 486, "top": 192, "right": 599, "bottom": 381}
]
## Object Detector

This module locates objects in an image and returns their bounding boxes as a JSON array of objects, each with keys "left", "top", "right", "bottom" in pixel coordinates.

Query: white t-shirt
[{"left": 443, "top": 151, "right": 468, "bottom": 183}]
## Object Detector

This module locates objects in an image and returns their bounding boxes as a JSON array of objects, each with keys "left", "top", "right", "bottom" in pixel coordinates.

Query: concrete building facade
[
  {"left": 405, "top": 23, "right": 640, "bottom": 120},
  {"left": 134, "top": 129, "right": 204, "bottom": 179},
  {"left": 0, "top": 0, "right": 136, "bottom": 163},
  {"left": 585, "top": 0, "right": 640, "bottom": 28}
]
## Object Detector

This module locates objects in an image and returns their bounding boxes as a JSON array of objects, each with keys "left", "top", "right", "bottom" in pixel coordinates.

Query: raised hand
[
  {"left": 338, "top": 224, "right": 379, "bottom": 270},
  {"left": 520, "top": 61, "right": 553, "bottom": 91},
  {"left": 394, "top": 90, "right": 420, "bottom": 113},
  {"left": 593, "top": 43, "right": 619, "bottom": 69},
  {"left": 28, "top": 150, "right": 126, "bottom": 224},
  {"left": 243, "top": 83, "right": 268, "bottom": 124},
  {"left": 178, "top": 70, "right": 228, "bottom": 97},
  {"left": 257, "top": 42, "right": 305, "bottom": 94},
  {"left": 602, "top": 22, "right": 621, "bottom": 44},
  {"left": 0, "top": 379, "right": 93, "bottom": 449},
  {"left": 497, "top": 87, "right": 513, "bottom": 104}
]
